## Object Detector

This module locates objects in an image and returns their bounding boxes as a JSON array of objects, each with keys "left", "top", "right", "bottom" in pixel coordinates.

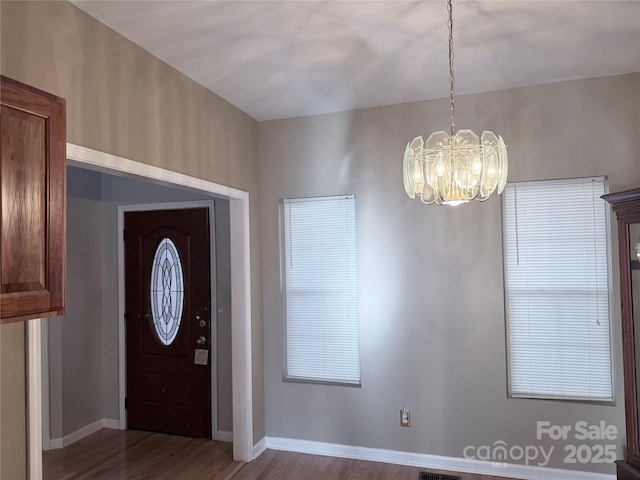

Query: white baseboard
[
  {"left": 253, "top": 436, "right": 267, "bottom": 459},
  {"left": 49, "top": 418, "right": 121, "bottom": 450},
  {"left": 217, "top": 430, "right": 233, "bottom": 442},
  {"left": 262, "top": 436, "right": 615, "bottom": 480},
  {"left": 103, "top": 418, "right": 122, "bottom": 430},
  {"left": 48, "top": 436, "right": 63, "bottom": 450}
]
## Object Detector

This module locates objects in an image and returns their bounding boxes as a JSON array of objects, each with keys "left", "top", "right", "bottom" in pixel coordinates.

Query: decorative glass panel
[{"left": 150, "top": 237, "right": 184, "bottom": 346}]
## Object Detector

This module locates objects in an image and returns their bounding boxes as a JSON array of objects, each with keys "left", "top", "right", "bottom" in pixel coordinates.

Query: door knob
[{"left": 196, "top": 335, "right": 206, "bottom": 345}]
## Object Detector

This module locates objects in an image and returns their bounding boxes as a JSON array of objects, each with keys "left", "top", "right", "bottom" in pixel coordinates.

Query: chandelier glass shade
[
  {"left": 402, "top": 0, "right": 508, "bottom": 206},
  {"left": 403, "top": 129, "right": 508, "bottom": 206}
]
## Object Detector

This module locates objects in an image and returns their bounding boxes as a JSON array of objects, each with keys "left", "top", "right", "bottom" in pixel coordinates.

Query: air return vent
[{"left": 419, "top": 473, "right": 460, "bottom": 480}]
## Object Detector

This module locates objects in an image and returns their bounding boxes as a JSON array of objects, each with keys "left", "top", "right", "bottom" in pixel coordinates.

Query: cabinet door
[{"left": 0, "top": 76, "right": 66, "bottom": 323}]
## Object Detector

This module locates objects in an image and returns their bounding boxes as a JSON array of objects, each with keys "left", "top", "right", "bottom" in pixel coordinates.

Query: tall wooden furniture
[
  {"left": 603, "top": 188, "right": 640, "bottom": 479},
  {"left": 0, "top": 76, "right": 66, "bottom": 323}
]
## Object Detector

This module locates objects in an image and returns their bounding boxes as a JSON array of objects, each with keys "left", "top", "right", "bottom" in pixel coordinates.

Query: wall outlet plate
[{"left": 400, "top": 408, "right": 411, "bottom": 427}]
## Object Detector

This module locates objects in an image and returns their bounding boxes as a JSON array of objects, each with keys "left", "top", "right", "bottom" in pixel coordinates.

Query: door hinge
[
  {"left": 124, "top": 313, "right": 127, "bottom": 325},
  {"left": 125, "top": 397, "right": 128, "bottom": 409}
]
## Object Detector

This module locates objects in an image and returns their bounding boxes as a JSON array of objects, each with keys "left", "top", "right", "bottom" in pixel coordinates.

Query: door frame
[
  {"left": 119, "top": 201, "right": 217, "bottom": 439},
  {"left": 28, "top": 143, "right": 254, "bottom": 479}
]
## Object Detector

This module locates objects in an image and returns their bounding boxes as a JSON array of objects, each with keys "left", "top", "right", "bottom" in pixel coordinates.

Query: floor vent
[{"left": 419, "top": 473, "right": 460, "bottom": 480}]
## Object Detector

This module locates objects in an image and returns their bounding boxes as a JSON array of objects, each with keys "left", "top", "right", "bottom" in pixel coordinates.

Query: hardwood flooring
[
  {"left": 42, "top": 429, "right": 244, "bottom": 480},
  {"left": 43, "top": 429, "right": 517, "bottom": 480},
  {"left": 233, "top": 449, "right": 516, "bottom": 480}
]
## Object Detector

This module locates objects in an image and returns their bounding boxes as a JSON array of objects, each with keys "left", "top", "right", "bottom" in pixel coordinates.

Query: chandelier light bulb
[
  {"left": 635, "top": 235, "right": 640, "bottom": 261},
  {"left": 402, "top": 0, "right": 508, "bottom": 206}
]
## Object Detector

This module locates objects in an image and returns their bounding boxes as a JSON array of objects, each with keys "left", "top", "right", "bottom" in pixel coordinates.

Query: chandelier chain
[{"left": 448, "top": 0, "right": 456, "bottom": 136}]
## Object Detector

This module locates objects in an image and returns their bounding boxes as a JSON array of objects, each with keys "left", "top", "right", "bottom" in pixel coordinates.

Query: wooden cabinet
[
  {"left": 603, "top": 188, "right": 640, "bottom": 479},
  {"left": 1, "top": 76, "right": 66, "bottom": 323}
]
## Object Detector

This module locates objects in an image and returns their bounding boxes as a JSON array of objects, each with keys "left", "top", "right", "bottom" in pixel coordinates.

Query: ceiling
[{"left": 72, "top": 1, "right": 640, "bottom": 121}]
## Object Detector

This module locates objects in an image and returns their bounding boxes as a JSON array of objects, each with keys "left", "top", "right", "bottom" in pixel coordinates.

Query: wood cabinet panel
[
  {"left": 603, "top": 188, "right": 640, "bottom": 479},
  {"left": 1, "top": 106, "right": 47, "bottom": 291},
  {"left": 618, "top": 459, "right": 640, "bottom": 480},
  {"left": 0, "top": 76, "right": 66, "bottom": 323}
]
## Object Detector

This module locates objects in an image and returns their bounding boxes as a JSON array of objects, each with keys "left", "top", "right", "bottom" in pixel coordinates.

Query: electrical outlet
[{"left": 400, "top": 404, "right": 411, "bottom": 427}]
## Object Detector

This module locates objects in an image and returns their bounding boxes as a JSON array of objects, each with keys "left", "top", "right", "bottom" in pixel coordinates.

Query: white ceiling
[{"left": 72, "top": 1, "right": 640, "bottom": 121}]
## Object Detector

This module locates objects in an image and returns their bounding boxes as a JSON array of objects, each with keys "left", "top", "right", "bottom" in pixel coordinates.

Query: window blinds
[
  {"left": 282, "top": 195, "right": 360, "bottom": 385},
  {"left": 503, "top": 177, "right": 613, "bottom": 401}
]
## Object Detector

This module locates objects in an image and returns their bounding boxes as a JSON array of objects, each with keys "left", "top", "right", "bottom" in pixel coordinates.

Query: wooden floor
[
  {"left": 44, "top": 429, "right": 517, "bottom": 480},
  {"left": 234, "top": 449, "right": 517, "bottom": 480},
  {"left": 43, "top": 429, "right": 244, "bottom": 480}
]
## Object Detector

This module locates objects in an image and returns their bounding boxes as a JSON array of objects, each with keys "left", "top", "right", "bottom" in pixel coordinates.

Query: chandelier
[{"left": 402, "top": 0, "right": 508, "bottom": 206}]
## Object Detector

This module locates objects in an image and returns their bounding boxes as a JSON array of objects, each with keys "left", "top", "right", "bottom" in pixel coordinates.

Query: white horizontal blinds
[
  {"left": 283, "top": 195, "right": 360, "bottom": 385},
  {"left": 503, "top": 177, "right": 612, "bottom": 400}
]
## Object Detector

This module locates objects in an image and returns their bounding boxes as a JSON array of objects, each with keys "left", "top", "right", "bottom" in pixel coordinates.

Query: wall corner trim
[
  {"left": 253, "top": 437, "right": 267, "bottom": 460},
  {"left": 27, "top": 319, "right": 43, "bottom": 480},
  {"left": 103, "top": 419, "right": 122, "bottom": 430},
  {"left": 263, "top": 436, "right": 615, "bottom": 480}
]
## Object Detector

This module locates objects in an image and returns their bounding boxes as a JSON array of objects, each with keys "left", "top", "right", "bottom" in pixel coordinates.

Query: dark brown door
[{"left": 125, "top": 208, "right": 211, "bottom": 438}]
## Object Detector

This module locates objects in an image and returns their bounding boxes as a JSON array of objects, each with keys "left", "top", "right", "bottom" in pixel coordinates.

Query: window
[
  {"left": 281, "top": 195, "right": 360, "bottom": 385},
  {"left": 150, "top": 237, "right": 184, "bottom": 346},
  {"left": 503, "top": 177, "right": 613, "bottom": 401}
]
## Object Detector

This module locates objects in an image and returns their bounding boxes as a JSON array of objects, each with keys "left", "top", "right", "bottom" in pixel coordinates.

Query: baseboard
[
  {"left": 253, "top": 436, "right": 267, "bottom": 459},
  {"left": 264, "top": 436, "right": 615, "bottom": 480},
  {"left": 49, "top": 418, "right": 120, "bottom": 450},
  {"left": 48, "top": 437, "right": 64, "bottom": 450},
  {"left": 103, "top": 418, "right": 122, "bottom": 430},
  {"left": 51, "top": 420, "right": 232, "bottom": 448}
]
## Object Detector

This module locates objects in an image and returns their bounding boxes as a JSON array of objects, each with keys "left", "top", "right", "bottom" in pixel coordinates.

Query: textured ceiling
[{"left": 72, "top": 1, "right": 640, "bottom": 121}]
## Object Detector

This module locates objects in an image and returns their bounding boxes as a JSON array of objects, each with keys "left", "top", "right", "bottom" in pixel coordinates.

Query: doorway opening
[{"left": 29, "top": 143, "right": 254, "bottom": 479}]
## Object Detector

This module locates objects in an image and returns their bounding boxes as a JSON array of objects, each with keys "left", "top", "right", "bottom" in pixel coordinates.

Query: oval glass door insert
[{"left": 150, "top": 237, "right": 184, "bottom": 346}]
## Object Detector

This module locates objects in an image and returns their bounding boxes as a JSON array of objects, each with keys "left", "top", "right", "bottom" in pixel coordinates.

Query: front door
[{"left": 125, "top": 207, "right": 211, "bottom": 438}]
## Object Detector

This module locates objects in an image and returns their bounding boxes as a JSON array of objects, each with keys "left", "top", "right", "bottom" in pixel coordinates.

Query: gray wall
[
  {"left": 48, "top": 167, "right": 233, "bottom": 439},
  {"left": 0, "top": 322, "right": 26, "bottom": 480},
  {"left": 48, "top": 168, "right": 105, "bottom": 439},
  {"left": 258, "top": 73, "right": 640, "bottom": 475},
  {"left": 215, "top": 200, "right": 234, "bottom": 433}
]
